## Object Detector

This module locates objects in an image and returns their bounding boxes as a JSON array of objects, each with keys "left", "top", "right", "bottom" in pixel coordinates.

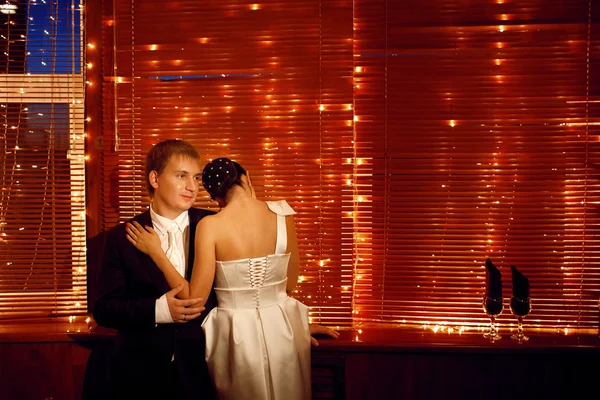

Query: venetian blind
[
  {"left": 0, "top": 0, "right": 86, "bottom": 320},
  {"left": 94, "top": 0, "right": 600, "bottom": 333},
  {"left": 353, "top": 0, "right": 600, "bottom": 334},
  {"left": 99, "top": 0, "right": 355, "bottom": 325}
]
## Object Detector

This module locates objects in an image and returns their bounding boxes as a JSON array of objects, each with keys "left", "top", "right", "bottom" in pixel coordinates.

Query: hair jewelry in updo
[{"left": 202, "top": 157, "right": 247, "bottom": 199}]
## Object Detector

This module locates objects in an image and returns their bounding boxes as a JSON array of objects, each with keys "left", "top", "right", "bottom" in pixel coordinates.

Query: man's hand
[
  {"left": 167, "top": 284, "right": 204, "bottom": 323},
  {"left": 309, "top": 324, "right": 340, "bottom": 346}
]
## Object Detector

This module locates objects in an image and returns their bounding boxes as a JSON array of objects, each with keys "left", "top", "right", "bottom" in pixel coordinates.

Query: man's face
[{"left": 150, "top": 155, "right": 202, "bottom": 219}]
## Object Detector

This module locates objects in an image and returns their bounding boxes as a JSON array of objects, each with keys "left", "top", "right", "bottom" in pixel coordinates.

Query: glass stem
[{"left": 517, "top": 316, "right": 523, "bottom": 337}]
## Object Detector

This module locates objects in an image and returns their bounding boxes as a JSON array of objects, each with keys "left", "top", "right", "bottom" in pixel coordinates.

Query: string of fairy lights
[
  {"left": 99, "top": 1, "right": 360, "bottom": 329},
  {"left": 2, "top": 0, "right": 596, "bottom": 336},
  {"left": 347, "top": 0, "right": 597, "bottom": 338},
  {"left": 0, "top": 0, "right": 87, "bottom": 325}
]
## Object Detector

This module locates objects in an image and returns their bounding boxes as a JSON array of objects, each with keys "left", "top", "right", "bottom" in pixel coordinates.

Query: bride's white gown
[{"left": 202, "top": 200, "right": 312, "bottom": 400}]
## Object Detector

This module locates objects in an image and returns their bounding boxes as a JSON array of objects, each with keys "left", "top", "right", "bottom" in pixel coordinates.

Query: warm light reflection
[{"left": 78, "top": 0, "right": 599, "bottom": 334}]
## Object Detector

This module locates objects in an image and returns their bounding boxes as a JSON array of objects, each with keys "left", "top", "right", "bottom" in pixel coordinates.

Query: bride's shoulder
[
  {"left": 196, "top": 212, "right": 220, "bottom": 228},
  {"left": 265, "top": 199, "right": 296, "bottom": 216}
]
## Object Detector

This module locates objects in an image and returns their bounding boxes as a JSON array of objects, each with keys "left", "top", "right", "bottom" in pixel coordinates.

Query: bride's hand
[
  {"left": 126, "top": 221, "right": 162, "bottom": 258},
  {"left": 309, "top": 324, "right": 340, "bottom": 346}
]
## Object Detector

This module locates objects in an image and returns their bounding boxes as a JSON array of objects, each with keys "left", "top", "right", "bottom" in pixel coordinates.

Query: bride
[{"left": 126, "top": 157, "right": 336, "bottom": 399}]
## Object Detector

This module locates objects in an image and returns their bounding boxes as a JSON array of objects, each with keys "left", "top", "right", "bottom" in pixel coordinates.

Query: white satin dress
[{"left": 202, "top": 200, "right": 312, "bottom": 400}]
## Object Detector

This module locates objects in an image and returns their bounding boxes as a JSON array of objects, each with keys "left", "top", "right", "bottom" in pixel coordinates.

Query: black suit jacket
[{"left": 92, "top": 207, "right": 216, "bottom": 400}]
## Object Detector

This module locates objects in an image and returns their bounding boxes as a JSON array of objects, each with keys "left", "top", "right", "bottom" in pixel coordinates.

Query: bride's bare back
[
  {"left": 212, "top": 198, "right": 282, "bottom": 261},
  {"left": 188, "top": 158, "right": 300, "bottom": 298}
]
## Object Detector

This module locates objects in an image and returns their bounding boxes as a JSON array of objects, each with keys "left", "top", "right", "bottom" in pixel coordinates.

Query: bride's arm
[
  {"left": 125, "top": 219, "right": 215, "bottom": 301},
  {"left": 151, "top": 218, "right": 216, "bottom": 301},
  {"left": 188, "top": 218, "right": 216, "bottom": 302},
  {"left": 148, "top": 248, "right": 191, "bottom": 297}
]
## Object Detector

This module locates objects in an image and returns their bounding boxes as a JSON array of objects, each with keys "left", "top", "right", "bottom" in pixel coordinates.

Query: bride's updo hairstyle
[{"left": 202, "top": 157, "right": 248, "bottom": 200}]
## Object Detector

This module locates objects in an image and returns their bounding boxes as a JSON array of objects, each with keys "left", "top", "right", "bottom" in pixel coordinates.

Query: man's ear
[{"left": 149, "top": 170, "right": 159, "bottom": 189}]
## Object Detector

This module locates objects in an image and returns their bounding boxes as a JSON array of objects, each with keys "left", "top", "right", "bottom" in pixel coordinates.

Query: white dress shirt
[{"left": 151, "top": 205, "right": 190, "bottom": 324}]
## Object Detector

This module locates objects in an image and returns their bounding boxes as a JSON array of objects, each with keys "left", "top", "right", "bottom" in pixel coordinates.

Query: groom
[
  {"left": 93, "top": 139, "right": 216, "bottom": 400},
  {"left": 93, "top": 139, "right": 339, "bottom": 399}
]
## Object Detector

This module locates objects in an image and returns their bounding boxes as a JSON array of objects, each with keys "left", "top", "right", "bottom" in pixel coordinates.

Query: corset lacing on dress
[{"left": 249, "top": 257, "right": 268, "bottom": 307}]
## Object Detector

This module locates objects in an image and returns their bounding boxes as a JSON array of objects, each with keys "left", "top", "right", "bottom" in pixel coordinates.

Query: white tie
[{"left": 165, "top": 224, "right": 184, "bottom": 277}]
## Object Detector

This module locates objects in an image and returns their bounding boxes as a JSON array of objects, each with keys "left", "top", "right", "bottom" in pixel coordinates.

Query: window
[
  {"left": 0, "top": 0, "right": 86, "bottom": 320},
  {"left": 352, "top": 0, "right": 600, "bottom": 334},
  {"left": 89, "top": 0, "right": 600, "bottom": 335}
]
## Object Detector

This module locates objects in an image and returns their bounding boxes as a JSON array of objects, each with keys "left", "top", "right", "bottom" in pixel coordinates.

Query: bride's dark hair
[{"left": 202, "top": 157, "right": 247, "bottom": 200}]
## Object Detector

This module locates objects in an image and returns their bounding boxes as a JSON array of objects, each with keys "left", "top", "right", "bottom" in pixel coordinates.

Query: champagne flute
[
  {"left": 510, "top": 296, "right": 531, "bottom": 343},
  {"left": 482, "top": 296, "right": 503, "bottom": 341}
]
